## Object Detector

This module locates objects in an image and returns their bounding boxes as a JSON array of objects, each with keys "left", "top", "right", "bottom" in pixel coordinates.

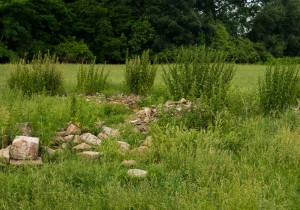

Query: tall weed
[
  {"left": 125, "top": 50, "right": 157, "bottom": 95},
  {"left": 7, "top": 52, "right": 64, "bottom": 96},
  {"left": 258, "top": 64, "right": 299, "bottom": 115},
  {"left": 77, "top": 62, "right": 109, "bottom": 94}
]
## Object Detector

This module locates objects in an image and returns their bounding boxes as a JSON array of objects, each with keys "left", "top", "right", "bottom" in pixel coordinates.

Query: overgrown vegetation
[
  {"left": 1, "top": 49, "right": 300, "bottom": 209},
  {"left": 125, "top": 50, "right": 157, "bottom": 95},
  {"left": 259, "top": 64, "right": 300, "bottom": 116},
  {"left": 77, "top": 62, "right": 109, "bottom": 95},
  {"left": 7, "top": 53, "right": 64, "bottom": 96}
]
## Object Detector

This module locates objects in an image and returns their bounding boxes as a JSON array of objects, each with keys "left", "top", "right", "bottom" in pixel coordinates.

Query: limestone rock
[
  {"left": 116, "top": 141, "right": 130, "bottom": 152},
  {"left": 73, "top": 135, "right": 82, "bottom": 143},
  {"left": 122, "top": 160, "right": 137, "bottom": 167},
  {"left": 63, "top": 135, "right": 74, "bottom": 142},
  {"left": 9, "top": 136, "right": 39, "bottom": 160},
  {"left": 72, "top": 143, "right": 91, "bottom": 152},
  {"left": 61, "top": 143, "right": 69, "bottom": 149},
  {"left": 10, "top": 157, "right": 43, "bottom": 166},
  {"left": 127, "top": 169, "right": 147, "bottom": 178},
  {"left": 97, "top": 133, "right": 108, "bottom": 140},
  {"left": 56, "top": 131, "right": 66, "bottom": 137},
  {"left": 0, "top": 147, "right": 10, "bottom": 165},
  {"left": 65, "top": 124, "right": 81, "bottom": 135},
  {"left": 80, "top": 133, "right": 102, "bottom": 146},
  {"left": 44, "top": 146, "right": 56, "bottom": 155},
  {"left": 80, "top": 151, "right": 101, "bottom": 159},
  {"left": 103, "top": 126, "right": 120, "bottom": 137}
]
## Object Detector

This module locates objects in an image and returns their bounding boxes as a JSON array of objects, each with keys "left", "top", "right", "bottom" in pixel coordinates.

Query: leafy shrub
[
  {"left": 125, "top": 50, "right": 157, "bottom": 95},
  {"left": 55, "top": 37, "right": 95, "bottom": 63},
  {"left": 259, "top": 64, "right": 300, "bottom": 115},
  {"left": 163, "top": 46, "right": 236, "bottom": 111},
  {"left": 7, "top": 52, "right": 64, "bottom": 96},
  {"left": 77, "top": 62, "right": 109, "bottom": 95}
]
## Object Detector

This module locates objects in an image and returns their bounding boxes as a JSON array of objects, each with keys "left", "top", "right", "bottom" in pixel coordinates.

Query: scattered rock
[
  {"left": 73, "top": 135, "right": 82, "bottom": 144},
  {"left": 9, "top": 136, "right": 39, "bottom": 160},
  {"left": 61, "top": 143, "right": 69, "bottom": 149},
  {"left": 80, "top": 151, "right": 101, "bottom": 159},
  {"left": 10, "top": 157, "right": 43, "bottom": 166},
  {"left": 103, "top": 126, "right": 120, "bottom": 137},
  {"left": 116, "top": 141, "right": 130, "bottom": 152},
  {"left": 80, "top": 133, "right": 102, "bottom": 146},
  {"left": 56, "top": 131, "right": 66, "bottom": 137},
  {"left": 178, "top": 98, "right": 187, "bottom": 104},
  {"left": 127, "top": 169, "right": 147, "bottom": 178},
  {"left": 122, "top": 160, "right": 137, "bottom": 167},
  {"left": 72, "top": 143, "right": 91, "bottom": 152},
  {"left": 130, "top": 119, "right": 143, "bottom": 125},
  {"left": 65, "top": 123, "right": 81, "bottom": 135},
  {"left": 97, "top": 133, "right": 109, "bottom": 140},
  {"left": 0, "top": 147, "right": 10, "bottom": 165},
  {"left": 63, "top": 135, "right": 74, "bottom": 142},
  {"left": 44, "top": 146, "right": 56, "bottom": 155}
]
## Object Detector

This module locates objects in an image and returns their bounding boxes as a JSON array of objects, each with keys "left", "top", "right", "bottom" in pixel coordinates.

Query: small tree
[{"left": 125, "top": 50, "right": 157, "bottom": 95}]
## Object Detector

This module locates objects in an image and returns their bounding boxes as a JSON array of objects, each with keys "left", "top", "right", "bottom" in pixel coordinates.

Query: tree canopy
[{"left": 0, "top": 0, "right": 299, "bottom": 63}]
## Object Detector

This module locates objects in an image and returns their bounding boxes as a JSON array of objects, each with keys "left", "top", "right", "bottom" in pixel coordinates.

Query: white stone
[
  {"left": 9, "top": 136, "right": 39, "bottom": 160},
  {"left": 103, "top": 126, "right": 120, "bottom": 137},
  {"left": 127, "top": 169, "right": 147, "bottom": 178},
  {"left": 122, "top": 160, "right": 137, "bottom": 167},
  {"left": 80, "top": 133, "right": 102, "bottom": 146}
]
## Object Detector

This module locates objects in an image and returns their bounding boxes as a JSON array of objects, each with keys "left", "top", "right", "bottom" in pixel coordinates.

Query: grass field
[{"left": 0, "top": 63, "right": 300, "bottom": 209}]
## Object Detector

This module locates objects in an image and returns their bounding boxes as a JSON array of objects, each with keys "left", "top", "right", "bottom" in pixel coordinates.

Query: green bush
[
  {"left": 259, "top": 64, "right": 300, "bottom": 115},
  {"left": 125, "top": 50, "right": 157, "bottom": 95},
  {"left": 7, "top": 52, "right": 64, "bottom": 96},
  {"left": 77, "top": 62, "right": 109, "bottom": 95},
  {"left": 163, "top": 46, "right": 236, "bottom": 111},
  {"left": 55, "top": 37, "right": 95, "bottom": 63}
]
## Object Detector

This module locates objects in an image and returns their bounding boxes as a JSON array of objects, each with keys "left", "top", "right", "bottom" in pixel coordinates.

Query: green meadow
[{"left": 0, "top": 64, "right": 299, "bottom": 209}]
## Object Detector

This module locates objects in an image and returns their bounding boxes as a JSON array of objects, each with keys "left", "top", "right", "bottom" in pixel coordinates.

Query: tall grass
[
  {"left": 77, "top": 62, "right": 109, "bottom": 95},
  {"left": 125, "top": 50, "right": 157, "bottom": 95},
  {"left": 259, "top": 63, "right": 299, "bottom": 115},
  {"left": 7, "top": 52, "right": 64, "bottom": 96}
]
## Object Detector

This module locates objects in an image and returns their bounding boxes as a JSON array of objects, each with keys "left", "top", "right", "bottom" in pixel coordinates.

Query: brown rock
[
  {"left": 73, "top": 135, "right": 82, "bottom": 143},
  {"left": 61, "top": 143, "right": 69, "bottom": 149},
  {"left": 10, "top": 157, "right": 43, "bottom": 166},
  {"left": 63, "top": 135, "right": 74, "bottom": 142},
  {"left": 121, "top": 160, "right": 137, "bottom": 167},
  {"left": 44, "top": 146, "right": 56, "bottom": 155},
  {"left": 72, "top": 143, "right": 91, "bottom": 152},
  {"left": 80, "top": 133, "right": 102, "bottom": 146},
  {"left": 56, "top": 131, "right": 66, "bottom": 137},
  {"left": 9, "top": 136, "right": 39, "bottom": 160},
  {"left": 116, "top": 141, "right": 130, "bottom": 152},
  {"left": 97, "top": 133, "right": 109, "bottom": 140},
  {"left": 65, "top": 124, "right": 81, "bottom": 135},
  {"left": 178, "top": 98, "right": 187, "bottom": 104}
]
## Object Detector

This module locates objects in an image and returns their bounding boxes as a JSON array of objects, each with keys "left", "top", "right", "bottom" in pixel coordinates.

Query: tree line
[{"left": 0, "top": 0, "right": 299, "bottom": 63}]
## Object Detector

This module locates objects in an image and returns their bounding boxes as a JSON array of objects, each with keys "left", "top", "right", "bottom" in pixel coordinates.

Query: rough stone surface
[
  {"left": 65, "top": 124, "right": 81, "bottom": 135},
  {"left": 63, "top": 135, "right": 74, "bottom": 142},
  {"left": 122, "top": 160, "right": 137, "bottom": 167},
  {"left": 72, "top": 143, "right": 91, "bottom": 151},
  {"left": 116, "top": 141, "right": 130, "bottom": 152},
  {"left": 80, "top": 133, "right": 102, "bottom": 146},
  {"left": 97, "top": 133, "right": 109, "bottom": 140},
  {"left": 73, "top": 135, "right": 82, "bottom": 143},
  {"left": 56, "top": 131, "right": 66, "bottom": 137},
  {"left": 103, "top": 126, "right": 120, "bottom": 137},
  {"left": 127, "top": 169, "right": 147, "bottom": 178},
  {"left": 0, "top": 147, "right": 10, "bottom": 165},
  {"left": 44, "top": 146, "right": 56, "bottom": 155},
  {"left": 80, "top": 151, "right": 101, "bottom": 159},
  {"left": 10, "top": 157, "right": 43, "bottom": 166},
  {"left": 61, "top": 143, "right": 69, "bottom": 149},
  {"left": 10, "top": 136, "right": 39, "bottom": 160}
]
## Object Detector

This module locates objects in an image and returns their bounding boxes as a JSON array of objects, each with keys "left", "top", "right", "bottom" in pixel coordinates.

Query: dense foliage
[{"left": 0, "top": 0, "right": 299, "bottom": 63}]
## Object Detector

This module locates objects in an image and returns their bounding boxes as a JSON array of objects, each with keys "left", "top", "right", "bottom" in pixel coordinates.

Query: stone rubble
[{"left": 127, "top": 169, "right": 147, "bottom": 178}]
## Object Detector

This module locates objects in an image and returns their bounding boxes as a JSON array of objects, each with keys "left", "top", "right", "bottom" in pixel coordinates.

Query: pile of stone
[
  {"left": 50, "top": 122, "right": 121, "bottom": 159},
  {"left": 106, "top": 94, "right": 140, "bottom": 109},
  {"left": 130, "top": 107, "right": 157, "bottom": 132},
  {"left": 0, "top": 136, "right": 43, "bottom": 166}
]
